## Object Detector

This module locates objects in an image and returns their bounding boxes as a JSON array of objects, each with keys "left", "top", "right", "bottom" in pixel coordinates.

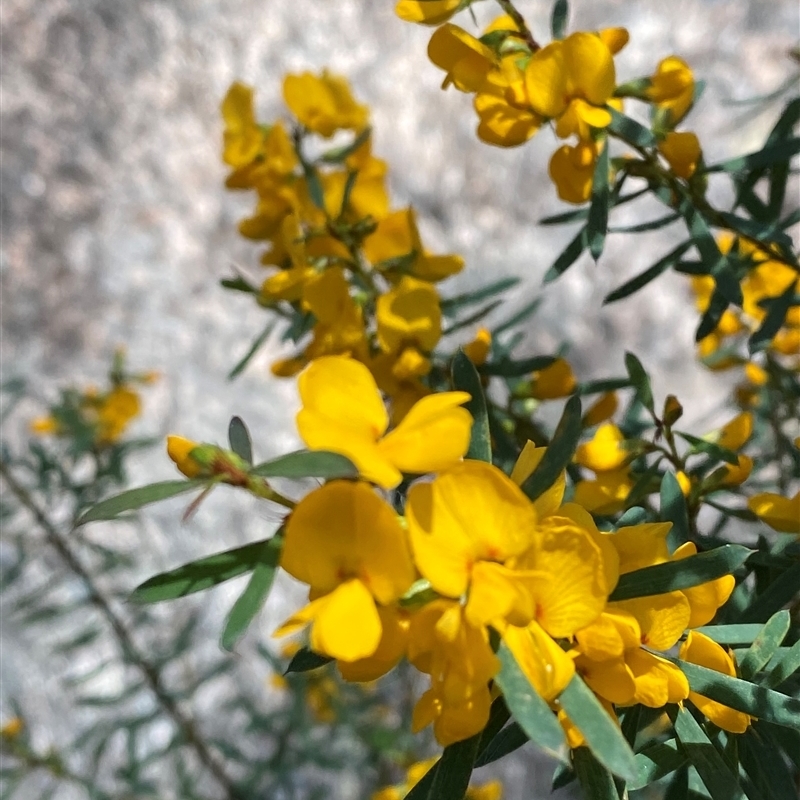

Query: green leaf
[
  {"left": 576, "top": 377, "right": 631, "bottom": 395},
  {"left": 741, "top": 562, "right": 800, "bottom": 623},
  {"left": 624, "top": 352, "right": 655, "bottom": 415},
  {"left": 604, "top": 241, "right": 692, "bottom": 303},
  {"left": 695, "top": 288, "right": 730, "bottom": 342},
  {"left": 425, "top": 734, "right": 481, "bottom": 800},
  {"left": 452, "top": 351, "right": 491, "bottom": 463},
  {"left": 220, "top": 537, "right": 282, "bottom": 651},
  {"left": 440, "top": 277, "right": 520, "bottom": 312},
  {"left": 587, "top": 137, "right": 610, "bottom": 260},
  {"left": 617, "top": 506, "right": 648, "bottom": 527},
  {"left": 572, "top": 747, "right": 619, "bottom": 800},
  {"left": 607, "top": 108, "right": 658, "bottom": 149},
  {"left": 441, "top": 299, "right": 502, "bottom": 336},
  {"left": 676, "top": 658, "right": 800, "bottom": 729},
  {"left": 610, "top": 544, "right": 751, "bottom": 601},
  {"left": 550, "top": 0, "right": 569, "bottom": 39},
  {"left": 661, "top": 472, "right": 690, "bottom": 549},
  {"left": 629, "top": 739, "right": 687, "bottom": 791},
  {"left": 220, "top": 275, "right": 258, "bottom": 294},
  {"left": 694, "top": 624, "right": 765, "bottom": 645},
  {"left": 403, "top": 761, "right": 436, "bottom": 800},
  {"left": 608, "top": 212, "right": 680, "bottom": 233},
  {"left": 740, "top": 725, "right": 799, "bottom": 800},
  {"left": 494, "top": 297, "right": 542, "bottom": 334},
  {"left": 764, "top": 637, "right": 800, "bottom": 689},
  {"left": 301, "top": 161, "right": 325, "bottom": 210},
  {"left": 319, "top": 125, "right": 372, "bottom": 163},
  {"left": 674, "top": 431, "right": 740, "bottom": 466},
  {"left": 559, "top": 675, "right": 638, "bottom": 782},
  {"left": 228, "top": 322, "right": 275, "bottom": 379},
  {"left": 703, "top": 137, "right": 800, "bottom": 174},
  {"left": 543, "top": 227, "right": 587, "bottom": 283},
  {"left": 475, "top": 722, "right": 529, "bottom": 767},
  {"left": 521, "top": 395, "right": 582, "bottom": 502},
  {"left": 482, "top": 354, "right": 556, "bottom": 377},
  {"left": 749, "top": 281, "right": 797, "bottom": 354},
  {"left": 249, "top": 449, "right": 357, "bottom": 479},
  {"left": 715, "top": 211, "right": 795, "bottom": 261},
  {"left": 494, "top": 642, "right": 568, "bottom": 760},
  {"left": 77, "top": 480, "right": 207, "bottom": 525},
  {"left": 131, "top": 539, "right": 277, "bottom": 604},
  {"left": 227, "top": 416, "right": 252, "bottom": 465},
  {"left": 739, "top": 610, "right": 791, "bottom": 680},
  {"left": 285, "top": 647, "right": 332, "bottom": 673},
  {"left": 669, "top": 706, "right": 746, "bottom": 800}
]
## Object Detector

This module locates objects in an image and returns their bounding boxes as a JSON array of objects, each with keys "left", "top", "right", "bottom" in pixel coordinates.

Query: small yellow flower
[
  {"left": 658, "top": 131, "right": 701, "bottom": 179},
  {"left": 575, "top": 423, "right": 628, "bottom": 472},
  {"left": 283, "top": 71, "right": 368, "bottom": 137},
  {"left": 747, "top": 491, "right": 800, "bottom": 534},
  {"left": 582, "top": 392, "right": 618, "bottom": 427},
  {"left": 30, "top": 415, "right": 59, "bottom": 435},
  {"left": 463, "top": 328, "right": 492, "bottom": 366},
  {"left": 715, "top": 412, "right": 753, "bottom": 451},
  {"left": 428, "top": 24, "right": 497, "bottom": 93},
  {"left": 376, "top": 276, "right": 442, "bottom": 355},
  {"left": 530, "top": 358, "right": 577, "bottom": 399},
  {"left": 166, "top": 435, "right": 204, "bottom": 478},
  {"left": 221, "top": 82, "right": 264, "bottom": 168},
  {"left": 549, "top": 141, "right": 599, "bottom": 204},
  {"left": 395, "top": 0, "right": 461, "bottom": 25},
  {"left": 1, "top": 717, "right": 23, "bottom": 739},
  {"left": 647, "top": 56, "right": 694, "bottom": 126}
]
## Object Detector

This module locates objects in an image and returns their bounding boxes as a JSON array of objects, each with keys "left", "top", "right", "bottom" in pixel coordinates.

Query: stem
[
  {"left": 496, "top": 0, "right": 540, "bottom": 51},
  {"left": 0, "top": 459, "right": 245, "bottom": 800}
]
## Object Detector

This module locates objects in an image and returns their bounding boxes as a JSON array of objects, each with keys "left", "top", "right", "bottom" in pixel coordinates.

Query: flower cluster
[{"left": 373, "top": 758, "right": 501, "bottom": 800}]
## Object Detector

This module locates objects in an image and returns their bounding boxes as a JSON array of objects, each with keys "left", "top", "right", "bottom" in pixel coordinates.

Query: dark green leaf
[
  {"left": 319, "top": 126, "right": 372, "bottom": 163},
  {"left": 629, "top": 739, "right": 687, "bottom": 790},
  {"left": 576, "top": 377, "right": 630, "bottom": 395},
  {"left": 573, "top": 747, "right": 618, "bottom": 800},
  {"left": 604, "top": 241, "right": 692, "bottom": 303},
  {"left": 749, "top": 281, "right": 798, "bottom": 354},
  {"left": 302, "top": 161, "right": 325, "bottom": 210},
  {"left": 695, "top": 288, "right": 730, "bottom": 342},
  {"left": 703, "top": 137, "right": 800, "bottom": 174},
  {"left": 494, "top": 642, "right": 568, "bottom": 759},
  {"left": 131, "top": 539, "right": 277, "bottom": 604},
  {"left": 661, "top": 472, "right": 690, "bottom": 549},
  {"left": 608, "top": 212, "right": 680, "bottom": 233},
  {"left": 741, "top": 562, "right": 800, "bottom": 623},
  {"left": 543, "top": 227, "right": 587, "bottom": 283},
  {"left": 559, "top": 675, "right": 637, "bottom": 781},
  {"left": 715, "top": 211, "right": 795, "bottom": 261},
  {"left": 694, "top": 624, "right": 765, "bottom": 645},
  {"left": 475, "top": 722, "right": 529, "bottom": 767},
  {"left": 442, "top": 299, "right": 502, "bottom": 336},
  {"left": 285, "top": 647, "right": 332, "bottom": 674},
  {"left": 452, "top": 351, "right": 491, "bottom": 463},
  {"left": 77, "top": 480, "right": 207, "bottom": 525},
  {"left": 403, "top": 760, "right": 436, "bottom": 800},
  {"left": 676, "top": 658, "right": 800, "bottom": 728},
  {"left": 609, "top": 545, "right": 751, "bottom": 601},
  {"left": 587, "top": 137, "right": 610, "bottom": 260},
  {"left": 669, "top": 706, "right": 746, "bottom": 800},
  {"left": 227, "top": 416, "right": 253, "bottom": 465},
  {"left": 550, "top": 0, "right": 569, "bottom": 39},
  {"left": 220, "top": 275, "right": 258, "bottom": 294},
  {"left": 521, "top": 395, "right": 582, "bottom": 501},
  {"left": 674, "top": 431, "right": 740, "bottom": 466},
  {"left": 608, "top": 108, "right": 658, "bottom": 149},
  {"left": 249, "top": 449, "right": 357, "bottom": 479},
  {"left": 482, "top": 354, "right": 556, "bottom": 377},
  {"left": 617, "top": 506, "right": 648, "bottom": 527},
  {"left": 494, "top": 297, "right": 542, "bottom": 334},
  {"left": 425, "top": 733, "right": 481, "bottom": 800},
  {"left": 220, "top": 538, "right": 281, "bottom": 651},
  {"left": 740, "top": 725, "right": 798, "bottom": 800},
  {"left": 739, "top": 610, "right": 791, "bottom": 680},
  {"left": 440, "top": 277, "right": 520, "bottom": 312},
  {"left": 624, "top": 352, "right": 655, "bottom": 415},
  {"left": 764, "top": 637, "right": 800, "bottom": 689},
  {"left": 228, "top": 323, "right": 275, "bottom": 379}
]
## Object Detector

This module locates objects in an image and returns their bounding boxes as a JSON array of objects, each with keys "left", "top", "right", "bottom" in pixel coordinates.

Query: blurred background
[{"left": 1, "top": 1, "right": 798, "bottom": 798}]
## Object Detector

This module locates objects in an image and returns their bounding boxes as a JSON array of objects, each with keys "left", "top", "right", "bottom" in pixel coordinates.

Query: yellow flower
[
  {"left": 277, "top": 481, "right": 415, "bottom": 661},
  {"left": 463, "top": 328, "right": 492, "bottom": 366},
  {"left": 573, "top": 467, "right": 633, "bottom": 515},
  {"left": 1, "top": 717, "right": 23, "bottom": 739},
  {"left": 715, "top": 412, "right": 753, "bottom": 451},
  {"left": 283, "top": 71, "right": 368, "bottom": 137},
  {"left": 718, "top": 454, "right": 753, "bottom": 486},
  {"left": 395, "top": 0, "right": 461, "bottom": 25},
  {"left": 338, "top": 606, "right": 410, "bottom": 682},
  {"left": 221, "top": 82, "right": 263, "bottom": 168},
  {"left": 166, "top": 435, "right": 204, "bottom": 478},
  {"left": 96, "top": 386, "right": 141, "bottom": 443},
  {"left": 530, "top": 358, "right": 577, "bottom": 399},
  {"left": 296, "top": 355, "right": 471, "bottom": 489},
  {"left": 575, "top": 423, "right": 628, "bottom": 471},
  {"left": 658, "top": 131, "right": 701, "bottom": 179},
  {"left": 582, "top": 392, "right": 618, "bottom": 427},
  {"left": 376, "top": 276, "right": 442, "bottom": 355},
  {"left": 549, "top": 141, "right": 599, "bottom": 204},
  {"left": 428, "top": 24, "right": 497, "bottom": 93},
  {"left": 672, "top": 542, "right": 735, "bottom": 627},
  {"left": 30, "top": 415, "right": 59, "bottom": 435},
  {"left": 679, "top": 631, "right": 751, "bottom": 733},
  {"left": 260, "top": 214, "right": 317, "bottom": 303},
  {"left": 647, "top": 56, "right": 694, "bottom": 126},
  {"left": 747, "top": 491, "right": 800, "bottom": 534}
]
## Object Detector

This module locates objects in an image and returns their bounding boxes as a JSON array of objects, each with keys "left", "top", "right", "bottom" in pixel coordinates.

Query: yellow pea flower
[
  {"left": 575, "top": 423, "right": 628, "bottom": 472},
  {"left": 672, "top": 542, "right": 735, "bottom": 627},
  {"left": 679, "top": 631, "right": 751, "bottom": 733},
  {"left": 260, "top": 214, "right": 316, "bottom": 303},
  {"left": 166, "top": 435, "right": 204, "bottom": 479},
  {"left": 277, "top": 481, "right": 415, "bottom": 661},
  {"left": 647, "top": 56, "right": 694, "bottom": 126},
  {"left": 338, "top": 605, "right": 410, "bottom": 682},
  {"left": 572, "top": 466, "right": 633, "bottom": 515},
  {"left": 612, "top": 592, "right": 691, "bottom": 651},
  {"left": 30, "top": 415, "right": 60, "bottom": 435},
  {"left": 296, "top": 355, "right": 471, "bottom": 489},
  {"left": 582, "top": 392, "right": 618, "bottom": 427},
  {"left": 395, "top": 0, "right": 461, "bottom": 26},
  {"left": 625, "top": 647, "right": 690, "bottom": 706},
  {"left": 609, "top": 521, "right": 672, "bottom": 573},
  {"left": 717, "top": 454, "right": 753, "bottom": 486},
  {"left": 747, "top": 491, "right": 800, "bottom": 534},
  {"left": 575, "top": 609, "right": 641, "bottom": 661},
  {"left": 574, "top": 650, "right": 636, "bottom": 705},
  {"left": 715, "top": 411, "right": 753, "bottom": 451},
  {"left": 658, "top": 131, "right": 701, "bottom": 179},
  {"left": 221, "top": 82, "right": 263, "bottom": 168},
  {"left": 0, "top": 717, "right": 23, "bottom": 740},
  {"left": 428, "top": 24, "right": 497, "bottom": 93},
  {"left": 283, "top": 71, "right": 368, "bottom": 137},
  {"left": 463, "top": 328, "right": 492, "bottom": 366},
  {"left": 376, "top": 276, "right": 442, "bottom": 355},
  {"left": 548, "top": 141, "right": 599, "bottom": 204},
  {"left": 530, "top": 357, "right": 577, "bottom": 399}
]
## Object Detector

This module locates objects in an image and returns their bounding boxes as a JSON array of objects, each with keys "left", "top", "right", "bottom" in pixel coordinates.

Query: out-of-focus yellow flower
[
  {"left": 296, "top": 355, "right": 471, "bottom": 489},
  {"left": 428, "top": 24, "right": 496, "bottom": 93},
  {"left": 464, "top": 328, "right": 492, "bottom": 366},
  {"left": 676, "top": 471, "right": 692, "bottom": 496},
  {"left": 747, "top": 491, "right": 800, "bottom": 534},
  {"left": 573, "top": 467, "right": 633, "bottom": 515},
  {"left": 575, "top": 423, "right": 627, "bottom": 472},
  {"left": 679, "top": 631, "right": 751, "bottom": 733},
  {"left": 647, "top": 56, "right": 694, "bottom": 126},
  {"left": 376, "top": 276, "right": 442, "bottom": 355},
  {"left": 530, "top": 358, "right": 577, "bottom": 399},
  {"left": 30, "top": 415, "right": 59, "bottom": 435},
  {"left": 166, "top": 435, "right": 204, "bottom": 478},
  {"left": 715, "top": 412, "right": 753, "bottom": 451},
  {"left": 96, "top": 386, "right": 141, "bottom": 443},
  {"left": 549, "top": 141, "right": 599, "bottom": 204},
  {"left": 395, "top": 0, "right": 461, "bottom": 25},
  {"left": 1, "top": 717, "right": 23, "bottom": 739},
  {"left": 717, "top": 454, "right": 753, "bottom": 487},
  {"left": 658, "top": 131, "right": 701, "bottom": 179},
  {"left": 283, "top": 71, "right": 368, "bottom": 137},
  {"left": 221, "top": 82, "right": 264, "bottom": 168},
  {"left": 582, "top": 392, "right": 618, "bottom": 427}
]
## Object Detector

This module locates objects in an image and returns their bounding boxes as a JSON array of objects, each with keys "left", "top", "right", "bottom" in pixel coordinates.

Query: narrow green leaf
[
  {"left": 576, "top": 377, "right": 630, "bottom": 395},
  {"left": 674, "top": 431, "right": 740, "bottom": 465},
  {"left": 587, "top": 138, "right": 610, "bottom": 260},
  {"left": 403, "top": 761, "right": 436, "bottom": 800},
  {"left": 716, "top": 211, "right": 795, "bottom": 261},
  {"left": 543, "top": 227, "right": 587, "bottom": 283},
  {"left": 739, "top": 610, "right": 791, "bottom": 680},
  {"left": 608, "top": 212, "right": 680, "bottom": 233},
  {"left": 604, "top": 241, "right": 692, "bottom": 303},
  {"left": 301, "top": 161, "right": 325, "bottom": 210},
  {"left": 227, "top": 416, "right": 252, "bottom": 465},
  {"left": 617, "top": 506, "right": 648, "bottom": 527},
  {"left": 285, "top": 647, "right": 332, "bottom": 674},
  {"left": 703, "top": 137, "right": 800, "bottom": 174},
  {"left": 476, "top": 696, "right": 512, "bottom": 755},
  {"left": 669, "top": 706, "right": 746, "bottom": 800},
  {"left": 741, "top": 562, "right": 800, "bottom": 623},
  {"left": 494, "top": 297, "right": 542, "bottom": 334},
  {"left": 521, "top": 395, "right": 582, "bottom": 501},
  {"left": 608, "top": 108, "right": 658, "bottom": 148},
  {"left": 228, "top": 322, "right": 274, "bottom": 379},
  {"left": 425, "top": 733, "right": 481, "bottom": 800},
  {"left": 440, "top": 276, "right": 520, "bottom": 312},
  {"left": 764, "top": 638, "right": 800, "bottom": 689},
  {"left": 452, "top": 351, "right": 491, "bottom": 463},
  {"left": 131, "top": 539, "right": 276, "bottom": 604},
  {"left": 629, "top": 739, "right": 687, "bottom": 791},
  {"left": 220, "top": 275, "right": 258, "bottom": 294},
  {"left": 77, "top": 480, "right": 207, "bottom": 525},
  {"left": 696, "top": 288, "right": 730, "bottom": 342},
  {"left": 319, "top": 125, "right": 372, "bottom": 164},
  {"left": 220, "top": 537, "right": 282, "bottom": 651},
  {"left": 624, "top": 352, "right": 655, "bottom": 415},
  {"left": 694, "top": 624, "right": 765, "bottom": 645},
  {"left": 494, "top": 643, "right": 568, "bottom": 760},
  {"left": 609, "top": 545, "right": 751, "bottom": 601},
  {"left": 550, "top": 0, "right": 569, "bottom": 39},
  {"left": 676, "top": 659, "right": 800, "bottom": 729},
  {"left": 573, "top": 747, "right": 619, "bottom": 800},
  {"left": 482, "top": 354, "right": 556, "bottom": 377},
  {"left": 749, "top": 281, "right": 797, "bottom": 354},
  {"left": 441, "top": 299, "right": 502, "bottom": 336},
  {"left": 740, "top": 725, "right": 798, "bottom": 800},
  {"left": 559, "top": 675, "right": 638, "bottom": 782},
  {"left": 249, "top": 449, "right": 357, "bottom": 479},
  {"left": 475, "top": 722, "right": 529, "bottom": 767},
  {"left": 661, "top": 472, "right": 690, "bottom": 549}
]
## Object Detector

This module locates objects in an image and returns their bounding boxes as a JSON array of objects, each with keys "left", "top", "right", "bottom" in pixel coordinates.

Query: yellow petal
[
  {"left": 465, "top": 561, "right": 534, "bottom": 628},
  {"left": 575, "top": 423, "right": 627, "bottom": 472},
  {"left": 611, "top": 522, "right": 673, "bottom": 573},
  {"left": 166, "top": 435, "right": 203, "bottom": 478},
  {"left": 562, "top": 32, "right": 615, "bottom": 106},
  {"left": 747, "top": 491, "right": 800, "bottom": 534},
  {"left": 627, "top": 648, "right": 689, "bottom": 707},
  {"left": 427, "top": 24, "right": 496, "bottom": 93},
  {"left": 717, "top": 412, "right": 753, "bottom": 451},
  {"left": 582, "top": 392, "right": 618, "bottom": 427},
  {"left": 338, "top": 606, "right": 410, "bottom": 682},
  {"left": 613, "top": 592, "right": 690, "bottom": 651},
  {"left": 395, "top": 0, "right": 461, "bottom": 25},
  {"left": 524, "top": 41, "right": 568, "bottom": 118},
  {"left": 672, "top": 542, "right": 735, "bottom": 628},
  {"left": 530, "top": 358, "right": 577, "bottom": 399},
  {"left": 598, "top": 27, "right": 629, "bottom": 55},
  {"left": 576, "top": 654, "right": 636, "bottom": 705},
  {"left": 658, "top": 131, "right": 701, "bottom": 179},
  {"left": 376, "top": 276, "right": 442, "bottom": 354},
  {"left": 575, "top": 610, "right": 641, "bottom": 661},
  {"left": 510, "top": 442, "right": 566, "bottom": 519}
]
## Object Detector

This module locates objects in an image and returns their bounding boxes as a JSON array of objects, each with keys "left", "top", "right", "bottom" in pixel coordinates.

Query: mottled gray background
[{"left": 1, "top": 1, "right": 798, "bottom": 797}]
